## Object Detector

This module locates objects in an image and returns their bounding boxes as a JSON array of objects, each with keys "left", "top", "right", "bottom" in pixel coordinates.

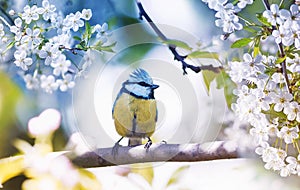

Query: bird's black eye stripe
[
  {"left": 137, "top": 81, "right": 150, "bottom": 87},
  {"left": 123, "top": 81, "right": 151, "bottom": 87}
]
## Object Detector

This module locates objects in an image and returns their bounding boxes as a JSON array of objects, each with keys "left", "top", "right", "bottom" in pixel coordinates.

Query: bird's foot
[
  {"left": 112, "top": 143, "right": 122, "bottom": 159},
  {"left": 112, "top": 137, "right": 124, "bottom": 159},
  {"left": 161, "top": 140, "right": 167, "bottom": 144},
  {"left": 144, "top": 137, "right": 152, "bottom": 151}
]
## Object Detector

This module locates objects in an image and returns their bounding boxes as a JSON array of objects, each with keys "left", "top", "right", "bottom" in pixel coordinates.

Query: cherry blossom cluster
[
  {"left": 263, "top": 4, "right": 300, "bottom": 48},
  {"left": 229, "top": 51, "right": 300, "bottom": 177},
  {"left": 0, "top": 108, "right": 102, "bottom": 189},
  {"left": 201, "top": 0, "right": 253, "bottom": 34},
  {"left": 1, "top": 0, "right": 113, "bottom": 93},
  {"left": 227, "top": 3, "right": 300, "bottom": 177}
]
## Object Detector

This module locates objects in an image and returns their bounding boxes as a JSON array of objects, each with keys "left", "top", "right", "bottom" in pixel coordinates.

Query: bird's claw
[
  {"left": 144, "top": 137, "right": 152, "bottom": 151},
  {"left": 112, "top": 143, "right": 122, "bottom": 159},
  {"left": 112, "top": 137, "right": 124, "bottom": 159}
]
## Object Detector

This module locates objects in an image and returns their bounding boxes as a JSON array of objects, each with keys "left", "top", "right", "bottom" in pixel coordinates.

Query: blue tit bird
[{"left": 112, "top": 68, "right": 159, "bottom": 149}]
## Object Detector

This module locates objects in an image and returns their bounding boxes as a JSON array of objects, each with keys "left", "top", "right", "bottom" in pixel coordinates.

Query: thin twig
[
  {"left": 59, "top": 45, "right": 84, "bottom": 55},
  {"left": 0, "top": 6, "right": 13, "bottom": 26},
  {"left": 72, "top": 141, "right": 239, "bottom": 168},
  {"left": 0, "top": 15, "right": 11, "bottom": 28},
  {"left": 135, "top": 0, "right": 222, "bottom": 74}
]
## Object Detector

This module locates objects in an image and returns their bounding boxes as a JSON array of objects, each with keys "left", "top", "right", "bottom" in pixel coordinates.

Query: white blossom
[
  {"left": 28, "top": 108, "right": 61, "bottom": 136},
  {"left": 63, "top": 11, "right": 84, "bottom": 32},
  {"left": 202, "top": 0, "right": 228, "bottom": 11},
  {"left": 228, "top": 53, "right": 264, "bottom": 83},
  {"left": 8, "top": 9, "right": 15, "bottom": 16},
  {"left": 21, "top": 5, "right": 43, "bottom": 24},
  {"left": 272, "top": 25, "right": 293, "bottom": 46},
  {"left": 215, "top": 3, "right": 242, "bottom": 33},
  {"left": 237, "top": 0, "right": 253, "bottom": 9},
  {"left": 286, "top": 53, "right": 300, "bottom": 72},
  {"left": 24, "top": 74, "right": 39, "bottom": 89},
  {"left": 39, "top": 43, "right": 60, "bottom": 65},
  {"left": 94, "top": 23, "right": 111, "bottom": 43},
  {"left": 283, "top": 101, "right": 300, "bottom": 122},
  {"left": 249, "top": 125, "right": 269, "bottom": 144},
  {"left": 10, "top": 17, "right": 23, "bottom": 41},
  {"left": 277, "top": 126, "right": 299, "bottom": 144},
  {"left": 41, "top": 0, "right": 56, "bottom": 21},
  {"left": 40, "top": 75, "right": 58, "bottom": 93},
  {"left": 263, "top": 4, "right": 283, "bottom": 26},
  {"left": 56, "top": 74, "right": 75, "bottom": 92},
  {"left": 271, "top": 72, "right": 285, "bottom": 84},
  {"left": 255, "top": 142, "right": 276, "bottom": 162},
  {"left": 51, "top": 54, "right": 71, "bottom": 76},
  {"left": 49, "top": 33, "right": 73, "bottom": 48},
  {"left": 14, "top": 50, "right": 32, "bottom": 71},
  {"left": 81, "top": 9, "right": 92, "bottom": 20},
  {"left": 280, "top": 156, "right": 297, "bottom": 177},
  {"left": 271, "top": 91, "right": 293, "bottom": 112},
  {"left": 21, "top": 28, "right": 42, "bottom": 48}
]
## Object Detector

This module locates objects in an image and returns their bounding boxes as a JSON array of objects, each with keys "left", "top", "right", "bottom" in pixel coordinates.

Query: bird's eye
[{"left": 138, "top": 82, "right": 150, "bottom": 87}]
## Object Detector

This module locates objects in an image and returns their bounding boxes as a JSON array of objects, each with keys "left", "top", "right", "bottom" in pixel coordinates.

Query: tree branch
[
  {"left": 135, "top": 0, "right": 222, "bottom": 74},
  {"left": 72, "top": 141, "right": 239, "bottom": 168}
]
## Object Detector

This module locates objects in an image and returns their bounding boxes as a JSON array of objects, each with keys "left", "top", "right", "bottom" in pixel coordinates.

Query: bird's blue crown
[{"left": 128, "top": 69, "right": 153, "bottom": 84}]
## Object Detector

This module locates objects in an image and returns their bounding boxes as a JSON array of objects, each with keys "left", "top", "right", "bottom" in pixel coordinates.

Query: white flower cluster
[
  {"left": 229, "top": 51, "right": 300, "bottom": 177},
  {"left": 4, "top": 0, "right": 112, "bottom": 93},
  {"left": 263, "top": 4, "right": 300, "bottom": 49},
  {"left": 201, "top": 0, "right": 253, "bottom": 33}
]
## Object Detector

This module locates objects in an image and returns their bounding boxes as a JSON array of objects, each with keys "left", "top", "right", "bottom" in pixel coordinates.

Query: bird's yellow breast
[{"left": 113, "top": 93, "right": 157, "bottom": 138}]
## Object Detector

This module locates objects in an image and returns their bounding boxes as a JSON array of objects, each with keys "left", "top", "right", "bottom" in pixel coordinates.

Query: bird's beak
[{"left": 151, "top": 84, "right": 159, "bottom": 89}]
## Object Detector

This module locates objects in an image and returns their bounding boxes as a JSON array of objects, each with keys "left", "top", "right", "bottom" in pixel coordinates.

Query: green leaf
[
  {"left": 114, "top": 44, "right": 155, "bottom": 65},
  {"left": 202, "top": 70, "right": 218, "bottom": 95},
  {"left": 166, "top": 166, "right": 189, "bottom": 187},
  {"left": 6, "top": 41, "right": 15, "bottom": 50},
  {"left": 0, "top": 156, "right": 24, "bottom": 187},
  {"left": 82, "top": 22, "right": 92, "bottom": 44},
  {"left": 163, "top": 39, "right": 192, "bottom": 50},
  {"left": 77, "top": 169, "right": 102, "bottom": 190},
  {"left": 231, "top": 38, "right": 252, "bottom": 48},
  {"left": 215, "top": 71, "right": 225, "bottom": 89},
  {"left": 221, "top": 71, "right": 237, "bottom": 107},
  {"left": 92, "top": 42, "right": 116, "bottom": 53},
  {"left": 131, "top": 164, "right": 154, "bottom": 185},
  {"left": 253, "top": 46, "right": 260, "bottom": 57},
  {"left": 75, "top": 44, "right": 84, "bottom": 50},
  {"left": 187, "top": 51, "right": 219, "bottom": 60},
  {"left": 80, "top": 40, "right": 86, "bottom": 47},
  {"left": 13, "top": 139, "right": 33, "bottom": 154},
  {"left": 213, "top": 70, "right": 237, "bottom": 107},
  {"left": 85, "top": 22, "right": 91, "bottom": 38},
  {"left": 73, "top": 36, "right": 81, "bottom": 41},
  {"left": 0, "top": 72, "right": 22, "bottom": 155},
  {"left": 76, "top": 41, "right": 88, "bottom": 51},
  {"left": 108, "top": 14, "right": 140, "bottom": 27},
  {"left": 243, "top": 26, "right": 257, "bottom": 33},
  {"left": 256, "top": 13, "right": 272, "bottom": 27},
  {"left": 262, "top": 106, "right": 286, "bottom": 119},
  {"left": 275, "top": 56, "right": 286, "bottom": 64}
]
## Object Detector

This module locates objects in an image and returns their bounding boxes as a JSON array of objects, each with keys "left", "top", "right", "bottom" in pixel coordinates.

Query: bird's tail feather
[{"left": 128, "top": 137, "right": 142, "bottom": 146}]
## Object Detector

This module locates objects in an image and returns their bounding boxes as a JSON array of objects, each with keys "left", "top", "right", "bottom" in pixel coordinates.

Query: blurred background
[{"left": 0, "top": 0, "right": 300, "bottom": 189}]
